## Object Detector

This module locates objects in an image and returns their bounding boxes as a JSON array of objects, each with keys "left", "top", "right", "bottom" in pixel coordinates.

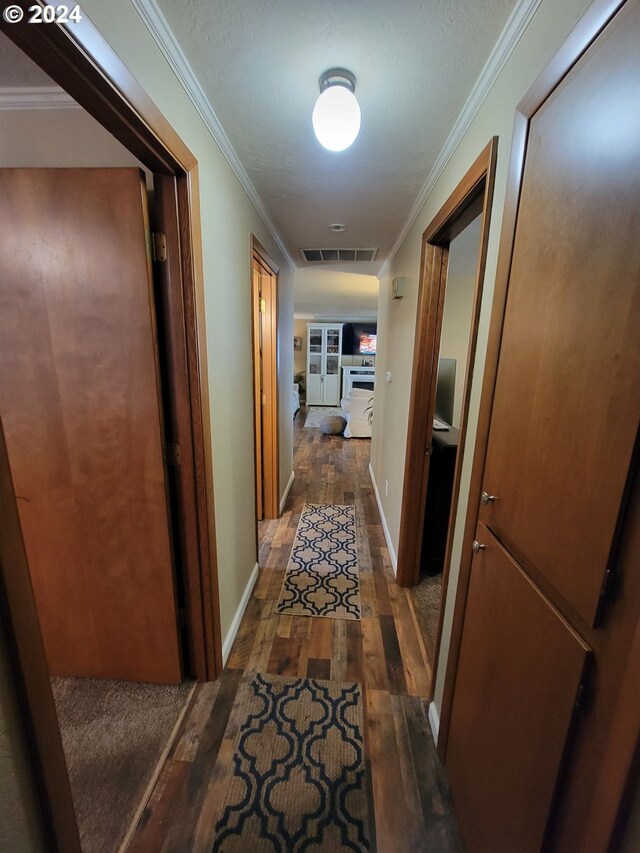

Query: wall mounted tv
[
  {"left": 341, "top": 323, "right": 377, "bottom": 355},
  {"left": 434, "top": 357, "right": 456, "bottom": 426}
]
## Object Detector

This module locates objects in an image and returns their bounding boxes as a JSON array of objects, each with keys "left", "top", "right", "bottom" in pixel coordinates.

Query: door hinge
[
  {"left": 152, "top": 232, "right": 167, "bottom": 262},
  {"left": 168, "top": 443, "right": 181, "bottom": 466},
  {"left": 259, "top": 297, "right": 266, "bottom": 314},
  {"left": 425, "top": 445, "right": 433, "bottom": 457},
  {"left": 261, "top": 392, "right": 267, "bottom": 406}
]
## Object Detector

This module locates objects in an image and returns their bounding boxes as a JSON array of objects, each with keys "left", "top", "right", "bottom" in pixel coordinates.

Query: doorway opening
[
  {"left": 411, "top": 213, "right": 483, "bottom": 663},
  {"left": 0, "top": 17, "right": 222, "bottom": 853},
  {"left": 395, "top": 139, "right": 498, "bottom": 694},
  {"left": 251, "top": 238, "right": 280, "bottom": 522}
]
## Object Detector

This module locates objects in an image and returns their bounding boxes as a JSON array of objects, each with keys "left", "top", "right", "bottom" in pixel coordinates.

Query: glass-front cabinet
[{"left": 306, "top": 323, "right": 343, "bottom": 405}]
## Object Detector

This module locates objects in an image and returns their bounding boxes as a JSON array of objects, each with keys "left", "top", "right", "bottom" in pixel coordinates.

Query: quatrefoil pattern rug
[
  {"left": 276, "top": 503, "right": 360, "bottom": 620},
  {"left": 212, "top": 673, "right": 371, "bottom": 852}
]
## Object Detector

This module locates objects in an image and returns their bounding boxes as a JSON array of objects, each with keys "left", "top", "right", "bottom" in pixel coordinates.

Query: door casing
[
  {"left": 0, "top": 4, "right": 224, "bottom": 850},
  {"left": 396, "top": 138, "right": 498, "bottom": 696},
  {"left": 251, "top": 237, "right": 280, "bottom": 522}
]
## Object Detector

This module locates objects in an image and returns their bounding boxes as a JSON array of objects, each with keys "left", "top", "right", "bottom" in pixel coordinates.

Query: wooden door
[
  {"left": 446, "top": 3, "right": 640, "bottom": 849},
  {"left": 0, "top": 168, "right": 181, "bottom": 683},
  {"left": 251, "top": 248, "right": 279, "bottom": 519},
  {"left": 252, "top": 264, "right": 264, "bottom": 521},
  {"left": 446, "top": 524, "right": 590, "bottom": 852},
  {"left": 480, "top": 5, "right": 640, "bottom": 623}
]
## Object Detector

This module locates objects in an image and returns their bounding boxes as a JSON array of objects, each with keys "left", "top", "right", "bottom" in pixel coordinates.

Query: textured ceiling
[{"left": 155, "top": 0, "right": 517, "bottom": 272}]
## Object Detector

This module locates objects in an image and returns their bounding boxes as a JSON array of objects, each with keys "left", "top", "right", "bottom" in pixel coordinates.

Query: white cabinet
[{"left": 306, "top": 323, "right": 343, "bottom": 405}]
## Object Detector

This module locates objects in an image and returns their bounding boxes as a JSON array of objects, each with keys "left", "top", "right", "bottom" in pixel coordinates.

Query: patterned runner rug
[
  {"left": 276, "top": 503, "right": 360, "bottom": 620},
  {"left": 211, "top": 672, "right": 371, "bottom": 852}
]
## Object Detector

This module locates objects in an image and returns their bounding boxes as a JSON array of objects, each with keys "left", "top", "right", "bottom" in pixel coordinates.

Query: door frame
[
  {"left": 436, "top": 0, "right": 632, "bottom": 766},
  {"left": 437, "top": 0, "right": 640, "bottom": 850},
  {"left": 251, "top": 237, "right": 280, "bottom": 521},
  {"left": 396, "top": 138, "right": 498, "bottom": 614},
  {"left": 0, "top": 5, "right": 223, "bottom": 850}
]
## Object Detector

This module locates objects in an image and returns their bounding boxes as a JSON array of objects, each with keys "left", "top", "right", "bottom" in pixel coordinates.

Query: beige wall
[
  {"left": 278, "top": 284, "right": 295, "bottom": 500},
  {"left": 293, "top": 318, "right": 308, "bottom": 377},
  {"left": 0, "top": 107, "right": 146, "bottom": 171},
  {"left": 370, "top": 0, "right": 592, "bottom": 721},
  {"left": 294, "top": 269, "right": 378, "bottom": 320},
  {"left": 439, "top": 215, "right": 482, "bottom": 428}
]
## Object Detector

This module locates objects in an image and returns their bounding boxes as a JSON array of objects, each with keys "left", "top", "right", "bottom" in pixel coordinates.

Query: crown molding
[
  {"left": 0, "top": 86, "right": 81, "bottom": 110},
  {"left": 294, "top": 311, "right": 378, "bottom": 322},
  {"left": 129, "top": 0, "right": 296, "bottom": 271},
  {"left": 377, "top": 0, "right": 542, "bottom": 278}
]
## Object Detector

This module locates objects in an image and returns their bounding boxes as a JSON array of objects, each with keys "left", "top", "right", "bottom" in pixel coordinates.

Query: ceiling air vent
[{"left": 300, "top": 248, "right": 378, "bottom": 263}]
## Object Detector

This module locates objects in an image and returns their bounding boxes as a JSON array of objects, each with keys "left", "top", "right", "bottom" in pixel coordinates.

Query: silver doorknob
[
  {"left": 472, "top": 540, "right": 487, "bottom": 553},
  {"left": 481, "top": 491, "right": 497, "bottom": 505}
]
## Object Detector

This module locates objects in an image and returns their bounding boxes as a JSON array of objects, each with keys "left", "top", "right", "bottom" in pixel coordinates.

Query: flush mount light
[
  {"left": 312, "top": 69, "right": 361, "bottom": 152},
  {"left": 329, "top": 223, "right": 346, "bottom": 232}
]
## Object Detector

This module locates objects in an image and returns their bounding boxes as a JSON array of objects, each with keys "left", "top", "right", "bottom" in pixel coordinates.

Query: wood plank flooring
[{"left": 127, "top": 410, "right": 462, "bottom": 852}]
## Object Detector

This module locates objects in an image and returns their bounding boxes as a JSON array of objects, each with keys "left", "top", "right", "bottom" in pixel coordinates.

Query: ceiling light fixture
[
  {"left": 312, "top": 69, "right": 361, "bottom": 152},
  {"left": 329, "top": 223, "right": 346, "bottom": 232}
]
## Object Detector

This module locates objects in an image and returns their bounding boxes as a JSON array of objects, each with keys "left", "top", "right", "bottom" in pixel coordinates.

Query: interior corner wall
[
  {"left": 439, "top": 216, "right": 482, "bottom": 429},
  {"left": 278, "top": 269, "right": 295, "bottom": 504},
  {"left": 74, "top": 0, "right": 293, "bottom": 644},
  {"left": 369, "top": 0, "right": 593, "bottom": 723}
]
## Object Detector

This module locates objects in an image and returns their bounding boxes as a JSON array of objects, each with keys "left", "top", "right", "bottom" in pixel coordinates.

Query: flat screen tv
[
  {"left": 434, "top": 358, "right": 456, "bottom": 425},
  {"left": 359, "top": 333, "right": 377, "bottom": 354},
  {"left": 342, "top": 323, "right": 377, "bottom": 355}
]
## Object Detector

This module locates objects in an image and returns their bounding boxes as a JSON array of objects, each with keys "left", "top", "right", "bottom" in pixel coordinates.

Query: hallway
[{"left": 127, "top": 412, "right": 461, "bottom": 851}]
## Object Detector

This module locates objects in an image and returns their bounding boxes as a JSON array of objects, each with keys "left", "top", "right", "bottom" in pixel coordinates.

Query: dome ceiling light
[{"left": 312, "top": 69, "right": 361, "bottom": 152}]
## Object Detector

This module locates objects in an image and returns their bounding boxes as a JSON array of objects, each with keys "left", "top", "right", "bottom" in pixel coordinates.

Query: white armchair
[
  {"left": 340, "top": 388, "right": 373, "bottom": 438},
  {"left": 292, "top": 383, "right": 301, "bottom": 418}
]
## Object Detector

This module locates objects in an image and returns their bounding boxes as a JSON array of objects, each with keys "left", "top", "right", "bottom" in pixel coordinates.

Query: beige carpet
[
  {"left": 211, "top": 672, "right": 371, "bottom": 851},
  {"left": 411, "top": 573, "right": 442, "bottom": 659},
  {"left": 276, "top": 503, "right": 361, "bottom": 619},
  {"left": 52, "top": 677, "right": 193, "bottom": 853}
]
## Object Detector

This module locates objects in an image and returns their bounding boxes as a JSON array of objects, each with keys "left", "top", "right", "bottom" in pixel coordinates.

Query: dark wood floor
[{"left": 127, "top": 409, "right": 461, "bottom": 852}]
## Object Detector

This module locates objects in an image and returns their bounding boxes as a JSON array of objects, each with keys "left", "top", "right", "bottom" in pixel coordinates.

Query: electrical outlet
[{"left": 385, "top": 479, "right": 389, "bottom": 497}]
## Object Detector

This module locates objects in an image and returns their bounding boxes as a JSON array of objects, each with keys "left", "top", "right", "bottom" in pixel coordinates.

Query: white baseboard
[
  {"left": 222, "top": 562, "right": 259, "bottom": 664},
  {"left": 368, "top": 462, "right": 398, "bottom": 574},
  {"left": 428, "top": 701, "right": 440, "bottom": 742},
  {"left": 280, "top": 470, "right": 295, "bottom": 514}
]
